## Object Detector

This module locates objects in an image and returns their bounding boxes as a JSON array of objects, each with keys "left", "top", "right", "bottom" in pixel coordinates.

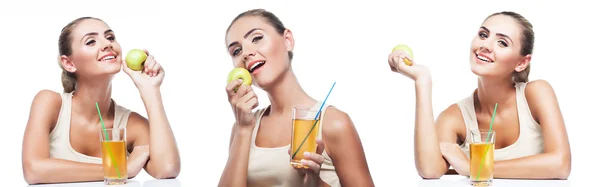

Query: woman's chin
[{"left": 470, "top": 66, "right": 490, "bottom": 77}]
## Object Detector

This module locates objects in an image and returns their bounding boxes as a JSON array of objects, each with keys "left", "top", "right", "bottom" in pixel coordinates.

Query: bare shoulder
[
  {"left": 32, "top": 89, "right": 62, "bottom": 106},
  {"left": 523, "top": 79, "right": 560, "bottom": 123},
  {"left": 524, "top": 79, "right": 556, "bottom": 99},
  {"left": 126, "top": 111, "right": 150, "bottom": 138},
  {"left": 436, "top": 103, "right": 464, "bottom": 128},
  {"left": 127, "top": 111, "right": 149, "bottom": 128},
  {"left": 29, "top": 90, "right": 63, "bottom": 130},
  {"left": 321, "top": 106, "right": 355, "bottom": 141},
  {"left": 436, "top": 103, "right": 466, "bottom": 143}
]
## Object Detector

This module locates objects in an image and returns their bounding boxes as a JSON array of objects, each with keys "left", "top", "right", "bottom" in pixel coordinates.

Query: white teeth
[
  {"left": 102, "top": 56, "right": 115, "bottom": 61},
  {"left": 476, "top": 55, "right": 491, "bottom": 62},
  {"left": 250, "top": 61, "right": 265, "bottom": 71}
]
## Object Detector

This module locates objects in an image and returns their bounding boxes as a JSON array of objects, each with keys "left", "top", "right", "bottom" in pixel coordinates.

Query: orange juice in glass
[
  {"left": 469, "top": 130, "right": 495, "bottom": 187},
  {"left": 290, "top": 107, "right": 321, "bottom": 169},
  {"left": 99, "top": 128, "right": 128, "bottom": 185}
]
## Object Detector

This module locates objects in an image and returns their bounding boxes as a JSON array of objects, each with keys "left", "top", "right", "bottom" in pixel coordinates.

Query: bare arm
[
  {"left": 134, "top": 89, "right": 181, "bottom": 179},
  {"left": 321, "top": 107, "right": 374, "bottom": 187},
  {"left": 413, "top": 78, "right": 467, "bottom": 179},
  {"left": 387, "top": 50, "right": 463, "bottom": 179},
  {"left": 493, "top": 80, "right": 571, "bottom": 179},
  {"left": 218, "top": 123, "right": 254, "bottom": 187},
  {"left": 218, "top": 82, "right": 259, "bottom": 187},
  {"left": 22, "top": 90, "right": 104, "bottom": 184}
]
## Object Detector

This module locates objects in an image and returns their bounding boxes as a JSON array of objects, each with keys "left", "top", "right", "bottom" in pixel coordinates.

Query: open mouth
[
  {"left": 101, "top": 55, "right": 116, "bottom": 61},
  {"left": 99, "top": 53, "right": 118, "bottom": 62},
  {"left": 248, "top": 60, "right": 266, "bottom": 73},
  {"left": 475, "top": 53, "right": 494, "bottom": 63}
]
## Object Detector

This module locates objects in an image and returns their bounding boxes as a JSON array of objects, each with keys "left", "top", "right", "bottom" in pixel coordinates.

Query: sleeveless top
[
  {"left": 49, "top": 92, "right": 132, "bottom": 164},
  {"left": 247, "top": 101, "right": 341, "bottom": 187},
  {"left": 457, "top": 82, "right": 544, "bottom": 160}
]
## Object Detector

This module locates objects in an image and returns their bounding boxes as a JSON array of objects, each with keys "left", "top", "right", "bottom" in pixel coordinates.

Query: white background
[{"left": 1, "top": 0, "right": 599, "bottom": 186}]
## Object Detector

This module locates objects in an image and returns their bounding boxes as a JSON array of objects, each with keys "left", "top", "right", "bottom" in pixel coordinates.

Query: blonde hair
[{"left": 57, "top": 17, "right": 103, "bottom": 93}]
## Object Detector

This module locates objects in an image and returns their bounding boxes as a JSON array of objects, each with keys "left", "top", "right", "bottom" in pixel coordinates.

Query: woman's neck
[
  {"left": 71, "top": 79, "right": 114, "bottom": 124},
  {"left": 475, "top": 77, "right": 515, "bottom": 115},
  {"left": 265, "top": 70, "right": 316, "bottom": 116}
]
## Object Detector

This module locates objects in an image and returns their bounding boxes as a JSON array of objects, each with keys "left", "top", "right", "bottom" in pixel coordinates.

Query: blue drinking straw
[{"left": 291, "top": 82, "right": 336, "bottom": 159}]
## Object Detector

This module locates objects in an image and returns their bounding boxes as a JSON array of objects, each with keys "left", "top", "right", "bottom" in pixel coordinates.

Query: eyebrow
[
  {"left": 480, "top": 26, "right": 513, "bottom": 43},
  {"left": 80, "top": 29, "right": 114, "bottom": 42},
  {"left": 227, "top": 28, "right": 261, "bottom": 49}
]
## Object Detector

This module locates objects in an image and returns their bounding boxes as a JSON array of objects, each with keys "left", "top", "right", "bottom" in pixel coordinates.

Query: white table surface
[
  {"left": 24, "top": 173, "right": 574, "bottom": 186},
  {"left": 418, "top": 175, "right": 572, "bottom": 187},
  {"left": 26, "top": 173, "right": 182, "bottom": 187}
]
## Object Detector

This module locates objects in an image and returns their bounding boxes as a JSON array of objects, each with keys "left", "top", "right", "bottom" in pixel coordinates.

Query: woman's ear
[
  {"left": 60, "top": 55, "right": 77, "bottom": 73},
  {"left": 283, "top": 29, "right": 295, "bottom": 53},
  {"left": 515, "top": 54, "right": 531, "bottom": 72}
]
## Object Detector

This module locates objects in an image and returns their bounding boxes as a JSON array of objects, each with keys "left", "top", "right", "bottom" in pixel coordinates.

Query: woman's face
[
  {"left": 470, "top": 15, "right": 529, "bottom": 80},
  {"left": 63, "top": 19, "right": 122, "bottom": 78},
  {"left": 225, "top": 16, "right": 294, "bottom": 89}
]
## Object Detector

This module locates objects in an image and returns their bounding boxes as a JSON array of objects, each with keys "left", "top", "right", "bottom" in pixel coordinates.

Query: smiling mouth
[
  {"left": 249, "top": 61, "right": 265, "bottom": 73},
  {"left": 476, "top": 54, "right": 493, "bottom": 63},
  {"left": 101, "top": 55, "right": 116, "bottom": 61}
]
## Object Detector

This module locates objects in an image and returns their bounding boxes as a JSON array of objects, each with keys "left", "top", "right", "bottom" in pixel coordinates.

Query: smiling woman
[
  {"left": 388, "top": 11, "right": 571, "bottom": 180},
  {"left": 21, "top": 17, "right": 181, "bottom": 185},
  {"left": 218, "top": 9, "right": 375, "bottom": 187}
]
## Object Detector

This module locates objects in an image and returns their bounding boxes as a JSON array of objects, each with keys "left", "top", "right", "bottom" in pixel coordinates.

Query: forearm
[
  {"left": 219, "top": 128, "right": 253, "bottom": 187},
  {"left": 494, "top": 153, "right": 570, "bottom": 179},
  {"left": 140, "top": 89, "right": 181, "bottom": 178},
  {"left": 23, "top": 158, "right": 103, "bottom": 184},
  {"left": 413, "top": 79, "right": 447, "bottom": 178}
]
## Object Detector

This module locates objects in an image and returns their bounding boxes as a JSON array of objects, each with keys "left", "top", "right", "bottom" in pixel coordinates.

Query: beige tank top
[
  {"left": 49, "top": 92, "right": 132, "bottom": 164},
  {"left": 247, "top": 101, "right": 340, "bottom": 187},
  {"left": 457, "top": 82, "right": 544, "bottom": 160}
]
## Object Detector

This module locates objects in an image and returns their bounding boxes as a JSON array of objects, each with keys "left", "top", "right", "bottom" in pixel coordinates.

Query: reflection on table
[
  {"left": 26, "top": 179, "right": 181, "bottom": 187},
  {"left": 418, "top": 175, "right": 571, "bottom": 187}
]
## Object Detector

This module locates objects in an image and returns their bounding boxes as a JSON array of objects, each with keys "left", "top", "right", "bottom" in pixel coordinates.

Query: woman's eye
[
  {"left": 478, "top": 32, "right": 488, "bottom": 38},
  {"left": 252, "top": 36, "right": 263, "bottom": 43},
  {"left": 233, "top": 48, "right": 241, "bottom": 56},
  {"left": 498, "top": 40, "right": 508, "bottom": 47},
  {"left": 85, "top": 39, "right": 96, "bottom": 45}
]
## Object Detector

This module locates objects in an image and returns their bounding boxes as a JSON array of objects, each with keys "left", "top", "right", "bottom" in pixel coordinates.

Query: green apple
[
  {"left": 392, "top": 44, "right": 414, "bottom": 66},
  {"left": 227, "top": 67, "right": 252, "bottom": 92},
  {"left": 125, "top": 49, "right": 147, "bottom": 71}
]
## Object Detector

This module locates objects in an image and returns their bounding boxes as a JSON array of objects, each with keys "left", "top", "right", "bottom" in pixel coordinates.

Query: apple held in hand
[
  {"left": 392, "top": 44, "right": 414, "bottom": 66},
  {"left": 227, "top": 67, "right": 252, "bottom": 92},
  {"left": 126, "top": 49, "right": 148, "bottom": 71}
]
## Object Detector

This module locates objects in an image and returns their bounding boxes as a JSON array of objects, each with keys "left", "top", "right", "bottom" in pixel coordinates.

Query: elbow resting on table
[
  {"left": 23, "top": 160, "right": 44, "bottom": 185},
  {"left": 554, "top": 155, "right": 571, "bottom": 180},
  {"left": 417, "top": 167, "right": 444, "bottom": 179},
  {"left": 152, "top": 163, "right": 180, "bottom": 179}
]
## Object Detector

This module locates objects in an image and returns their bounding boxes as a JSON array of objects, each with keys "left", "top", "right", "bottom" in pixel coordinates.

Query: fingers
[
  {"left": 226, "top": 79, "right": 243, "bottom": 97},
  {"left": 315, "top": 138, "right": 324, "bottom": 155},
  {"left": 294, "top": 139, "right": 326, "bottom": 174},
  {"left": 235, "top": 87, "right": 258, "bottom": 113},
  {"left": 301, "top": 152, "right": 325, "bottom": 173},
  {"left": 143, "top": 55, "right": 160, "bottom": 77},
  {"left": 388, "top": 51, "right": 413, "bottom": 72},
  {"left": 301, "top": 159, "right": 322, "bottom": 173},
  {"left": 121, "top": 58, "right": 134, "bottom": 75},
  {"left": 392, "top": 51, "right": 413, "bottom": 67}
]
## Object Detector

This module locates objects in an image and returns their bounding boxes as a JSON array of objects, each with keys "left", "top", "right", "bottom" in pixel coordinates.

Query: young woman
[
  {"left": 21, "top": 17, "right": 181, "bottom": 184},
  {"left": 218, "top": 9, "right": 375, "bottom": 187},
  {"left": 388, "top": 11, "right": 571, "bottom": 179}
]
